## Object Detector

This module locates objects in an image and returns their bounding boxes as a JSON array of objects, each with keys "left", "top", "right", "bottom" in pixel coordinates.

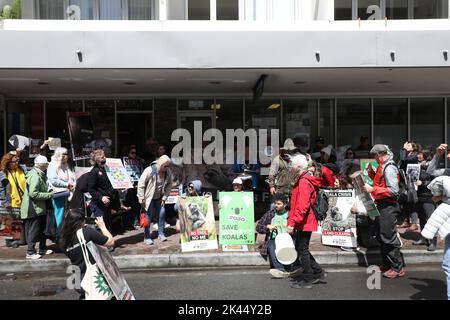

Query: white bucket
[{"left": 275, "top": 233, "right": 297, "bottom": 265}]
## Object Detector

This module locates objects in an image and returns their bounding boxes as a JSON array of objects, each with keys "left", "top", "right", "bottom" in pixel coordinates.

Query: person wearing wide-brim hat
[{"left": 267, "top": 139, "right": 298, "bottom": 197}]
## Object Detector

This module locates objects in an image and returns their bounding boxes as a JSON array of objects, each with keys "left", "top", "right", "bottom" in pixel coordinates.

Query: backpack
[
  {"left": 306, "top": 181, "right": 329, "bottom": 222},
  {"left": 382, "top": 162, "right": 413, "bottom": 204}
]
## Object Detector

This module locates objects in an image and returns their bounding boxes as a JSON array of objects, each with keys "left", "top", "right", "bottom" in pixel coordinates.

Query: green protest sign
[
  {"left": 360, "top": 159, "right": 379, "bottom": 186},
  {"left": 219, "top": 192, "right": 255, "bottom": 245}
]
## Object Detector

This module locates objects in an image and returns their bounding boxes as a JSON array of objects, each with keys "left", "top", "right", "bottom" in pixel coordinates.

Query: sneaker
[
  {"left": 38, "top": 249, "right": 53, "bottom": 256},
  {"left": 107, "top": 247, "right": 115, "bottom": 253},
  {"left": 289, "top": 267, "right": 304, "bottom": 278},
  {"left": 165, "top": 223, "right": 170, "bottom": 228},
  {"left": 311, "top": 271, "right": 328, "bottom": 284},
  {"left": 152, "top": 224, "right": 158, "bottom": 231},
  {"left": 26, "top": 253, "right": 41, "bottom": 260},
  {"left": 427, "top": 242, "right": 436, "bottom": 252},
  {"left": 159, "top": 235, "right": 167, "bottom": 242},
  {"left": 290, "top": 279, "right": 312, "bottom": 289},
  {"left": 144, "top": 238, "right": 154, "bottom": 245},
  {"left": 269, "top": 268, "right": 290, "bottom": 279},
  {"left": 413, "top": 237, "right": 427, "bottom": 245},
  {"left": 382, "top": 268, "right": 405, "bottom": 279}
]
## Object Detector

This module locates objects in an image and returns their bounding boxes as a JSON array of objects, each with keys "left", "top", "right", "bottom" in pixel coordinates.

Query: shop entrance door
[
  {"left": 117, "top": 112, "right": 153, "bottom": 156},
  {"left": 178, "top": 111, "right": 215, "bottom": 136}
]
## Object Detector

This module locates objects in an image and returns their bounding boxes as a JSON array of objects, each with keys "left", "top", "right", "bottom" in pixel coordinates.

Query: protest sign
[
  {"left": 47, "top": 137, "right": 62, "bottom": 150},
  {"left": 178, "top": 196, "right": 218, "bottom": 252},
  {"left": 321, "top": 189, "right": 358, "bottom": 248},
  {"left": 351, "top": 172, "right": 380, "bottom": 220},
  {"left": 86, "top": 242, "right": 135, "bottom": 300},
  {"left": 218, "top": 192, "right": 255, "bottom": 246},
  {"left": 104, "top": 158, "right": 133, "bottom": 189},
  {"left": 360, "top": 159, "right": 378, "bottom": 186},
  {"left": 122, "top": 157, "right": 143, "bottom": 182},
  {"left": 165, "top": 188, "right": 180, "bottom": 205},
  {"left": 406, "top": 164, "right": 421, "bottom": 190},
  {"left": 67, "top": 112, "right": 95, "bottom": 161}
]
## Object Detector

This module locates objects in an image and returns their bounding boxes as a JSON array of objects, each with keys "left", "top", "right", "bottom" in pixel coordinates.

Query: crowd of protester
[{"left": 1, "top": 135, "right": 449, "bottom": 299}]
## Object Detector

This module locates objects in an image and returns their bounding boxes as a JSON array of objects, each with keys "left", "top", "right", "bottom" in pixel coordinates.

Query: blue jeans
[
  {"left": 443, "top": 234, "right": 450, "bottom": 300},
  {"left": 90, "top": 201, "right": 112, "bottom": 232},
  {"left": 144, "top": 198, "right": 166, "bottom": 239},
  {"left": 52, "top": 197, "right": 67, "bottom": 233},
  {"left": 267, "top": 239, "right": 287, "bottom": 272}
]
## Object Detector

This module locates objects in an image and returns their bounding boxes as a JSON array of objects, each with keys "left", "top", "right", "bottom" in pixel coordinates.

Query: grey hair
[
  {"left": 427, "top": 176, "right": 450, "bottom": 198},
  {"left": 90, "top": 149, "right": 105, "bottom": 166},
  {"left": 52, "top": 147, "right": 68, "bottom": 162}
]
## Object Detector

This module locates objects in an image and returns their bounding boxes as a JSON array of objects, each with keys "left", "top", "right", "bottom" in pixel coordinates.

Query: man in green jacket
[{"left": 20, "top": 155, "right": 53, "bottom": 260}]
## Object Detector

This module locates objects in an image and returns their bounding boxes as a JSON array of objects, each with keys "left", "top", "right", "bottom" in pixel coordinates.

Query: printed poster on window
[
  {"left": 104, "top": 158, "right": 133, "bottom": 189},
  {"left": 320, "top": 189, "right": 358, "bottom": 248},
  {"left": 178, "top": 196, "right": 218, "bottom": 252},
  {"left": 360, "top": 159, "right": 379, "bottom": 186},
  {"left": 218, "top": 192, "right": 255, "bottom": 246},
  {"left": 122, "top": 157, "right": 144, "bottom": 182}
]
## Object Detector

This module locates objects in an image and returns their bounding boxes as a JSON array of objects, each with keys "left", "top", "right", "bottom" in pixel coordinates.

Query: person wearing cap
[
  {"left": 267, "top": 139, "right": 297, "bottom": 197},
  {"left": 287, "top": 154, "right": 326, "bottom": 289},
  {"left": 232, "top": 177, "right": 244, "bottom": 192},
  {"left": 20, "top": 155, "right": 54, "bottom": 260},
  {"left": 364, "top": 144, "right": 405, "bottom": 279}
]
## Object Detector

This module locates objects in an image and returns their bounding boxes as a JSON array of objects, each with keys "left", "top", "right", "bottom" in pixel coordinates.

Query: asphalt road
[{"left": 0, "top": 265, "right": 447, "bottom": 301}]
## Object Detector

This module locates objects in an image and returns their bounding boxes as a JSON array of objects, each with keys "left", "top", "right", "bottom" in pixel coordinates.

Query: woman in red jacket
[{"left": 287, "top": 155, "right": 327, "bottom": 289}]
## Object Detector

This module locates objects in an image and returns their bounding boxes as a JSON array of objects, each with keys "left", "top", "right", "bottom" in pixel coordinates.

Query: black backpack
[
  {"left": 382, "top": 162, "right": 412, "bottom": 204},
  {"left": 307, "top": 184, "right": 329, "bottom": 222}
]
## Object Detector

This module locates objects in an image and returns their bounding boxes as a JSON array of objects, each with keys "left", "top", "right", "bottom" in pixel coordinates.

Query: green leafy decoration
[{"left": 94, "top": 270, "right": 112, "bottom": 296}]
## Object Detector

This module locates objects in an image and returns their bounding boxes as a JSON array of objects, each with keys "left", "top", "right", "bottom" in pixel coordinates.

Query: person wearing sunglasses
[{"left": 344, "top": 148, "right": 355, "bottom": 160}]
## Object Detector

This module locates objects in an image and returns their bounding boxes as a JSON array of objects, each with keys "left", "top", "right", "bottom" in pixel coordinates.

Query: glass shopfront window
[
  {"left": 7, "top": 100, "right": 44, "bottom": 164},
  {"left": 217, "top": 0, "right": 238, "bottom": 20},
  {"left": 215, "top": 99, "right": 244, "bottom": 133},
  {"left": 373, "top": 98, "right": 408, "bottom": 158},
  {"left": 410, "top": 98, "right": 445, "bottom": 149},
  {"left": 385, "top": 0, "right": 408, "bottom": 19},
  {"left": 413, "top": 0, "right": 448, "bottom": 19},
  {"left": 68, "top": 0, "right": 95, "bottom": 19},
  {"left": 245, "top": 99, "right": 281, "bottom": 133},
  {"left": 337, "top": 99, "right": 371, "bottom": 150},
  {"left": 178, "top": 99, "right": 214, "bottom": 111},
  {"left": 244, "top": 0, "right": 267, "bottom": 20},
  {"left": 38, "top": 0, "right": 65, "bottom": 19},
  {"left": 46, "top": 100, "right": 83, "bottom": 151},
  {"left": 358, "top": 0, "right": 381, "bottom": 20},
  {"left": 128, "top": 0, "right": 156, "bottom": 20},
  {"left": 283, "top": 99, "right": 318, "bottom": 152},
  {"left": 85, "top": 100, "right": 115, "bottom": 156},
  {"left": 319, "top": 99, "right": 335, "bottom": 150},
  {"left": 188, "top": 0, "right": 210, "bottom": 20},
  {"left": 335, "top": 0, "right": 352, "bottom": 20},
  {"left": 99, "top": 0, "right": 122, "bottom": 20}
]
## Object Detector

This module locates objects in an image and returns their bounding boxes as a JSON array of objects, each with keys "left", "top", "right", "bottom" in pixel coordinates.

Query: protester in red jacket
[
  {"left": 287, "top": 155, "right": 326, "bottom": 289},
  {"left": 321, "top": 165, "right": 337, "bottom": 187}
]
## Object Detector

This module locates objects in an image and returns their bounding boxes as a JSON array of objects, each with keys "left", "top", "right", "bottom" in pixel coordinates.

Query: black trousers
[
  {"left": 25, "top": 215, "right": 47, "bottom": 255},
  {"left": 375, "top": 202, "right": 405, "bottom": 271},
  {"left": 417, "top": 201, "right": 436, "bottom": 231},
  {"left": 294, "top": 231, "right": 323, "bottom": 282}
]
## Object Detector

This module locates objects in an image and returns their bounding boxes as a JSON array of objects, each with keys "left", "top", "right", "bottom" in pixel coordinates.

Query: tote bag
[{"left": 76, "top": 229, "right": 113, "bottom": 300}]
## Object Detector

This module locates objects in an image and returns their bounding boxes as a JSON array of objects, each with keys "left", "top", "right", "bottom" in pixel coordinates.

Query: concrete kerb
[{"left": 0, "top": 250, "right": 444, "bottom": 274}]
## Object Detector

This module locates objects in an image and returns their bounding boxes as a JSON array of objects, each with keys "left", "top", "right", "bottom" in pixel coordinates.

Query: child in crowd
[{"left": 256, "top": 193, "right": 301, "bottom": 278}]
